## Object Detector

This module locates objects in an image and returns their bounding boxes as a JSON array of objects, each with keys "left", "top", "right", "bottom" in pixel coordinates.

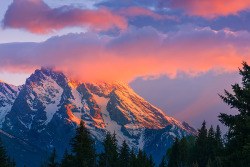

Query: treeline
[
  {"left": 162, "top": 122, "right": 223, "bottom": 167},
  {"left": 161, "top": 62, "right": 250, "bottom": 167},
  {"left": 41, "top": 120, "right": 155, "bottom": 167}
]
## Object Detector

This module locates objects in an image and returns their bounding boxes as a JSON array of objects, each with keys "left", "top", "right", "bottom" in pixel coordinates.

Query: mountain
[
  {"left": 0, "top": 81, "right": 21, "bottom": 127},
  {"left": 0, "top": 67, "right": 196, "bottom": 166}
]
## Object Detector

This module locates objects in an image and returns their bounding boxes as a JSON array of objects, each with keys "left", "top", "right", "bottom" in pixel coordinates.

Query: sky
[{"left": 0, "top": 0, "right": 249, "bottom": 130}]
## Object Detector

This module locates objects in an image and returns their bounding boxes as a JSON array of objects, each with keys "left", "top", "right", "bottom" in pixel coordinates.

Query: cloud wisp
[
  {"left": 0, "top": 25, "right": 249, "bottom": 82},
  {"left": 117, "top": 6, "right": 176, "bottom": 20},
  {"left": 159, "top": 0, "right": 250, "bottom": 18}
]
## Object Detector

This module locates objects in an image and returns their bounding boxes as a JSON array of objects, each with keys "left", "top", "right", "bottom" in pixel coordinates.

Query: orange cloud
[
  {"left": 164, "top": 0, "right": 250, "bottom": 18},
  {"left": 0, "top": 26, "right": 249, "bottom": 82}
]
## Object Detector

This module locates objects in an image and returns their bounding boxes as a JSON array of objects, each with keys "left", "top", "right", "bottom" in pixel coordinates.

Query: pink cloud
[
  {"left": 0, "top": 26, "right": 249, "bottom": 82},
  {"left": 3, "top": 0, "right": 174, "bottom": 34},
  {"left": 3, "top": 0, "right": 128, "bottom": 34},
  {"left": 162, "top": 0, "right": 250, "bottom": 18}
]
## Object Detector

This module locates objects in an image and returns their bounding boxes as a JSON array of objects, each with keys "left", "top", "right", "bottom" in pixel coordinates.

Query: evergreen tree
[
  {"left": 98, "top": 131, "right": 118, "bottom": 167},
  {"left": 212, "top": 156, "right": 222, "bottom": 167},
  {"left": 186, "top": 136, "right": 196, "bottom": 164},
  {"left": 60, "top": 149, "right": 71, "bottom": 167},
  {"left": 70, "top": 120, "right": 95, "bottom": 167},
  {"left": 208, "top": 126, "right": 215, "bottom": 143},
  {"left": 166, "top": 146, "right": 172, "bottom": 163},
  {"left": 129, "top": 149, "right": 137, "bottom": 167},
  {"left": 158, "top": 156, "right": 166, "bottom": 167},
  {"left": 111, "top": 132, "right": 119, "bottom": 166},
  {"left": 142, "top": 151, "right": 148, "bottom": 166},
  {"left": 215, "top": 125, "right": 223, "bottom": 150},
  {"left": 6, "top": 156, "right": 16, "bottom": 167},
  {"left": 179, "top": 136, "right": 189, "bottom": 167},
  {"left": 136, "top": 149, "right": 148, "bottom": 167},
  {"left": 195, "top": 121, "right": 208, "bottom": 167},
  {"left": 48, "top": 148, "right": 58, "bottom": 167},
  {"left": 164, "top": 124, "right": 224, "bottom": 167},
  {"left": 0, "top": 137, "right": 8, "bottom": 167},
  {"left": 167, "top": 137, "right": 180, "bottom": 167},
  {"left": 148, "top": 154, "right": 155, "bottom": 167},
  {"left": 212, "top": 125, "right": 223, "bottom": 166},
  {"left": 11, "top": 157, "right": 16, "bottom": 167},
  {"left": 192, "top": 161, "right": 199, "bottom": 167},
  {"left": 119, "top": 140, "right": 130, "bottom": 167},
  {"left": 7, "top": 156, "right": 11, "bottom": 167},
  {"left": 218, "top": 61, "right": 250, "bottom": 166},
  {"left": 207, "top": 126, "right": 216, "bottom": 161}
]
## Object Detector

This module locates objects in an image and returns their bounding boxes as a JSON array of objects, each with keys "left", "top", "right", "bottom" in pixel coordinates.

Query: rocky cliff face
[
  {"left": 0, "top": 67, "right": 196, "bottom": 166},
  {"left": 0, "top": 81, "right": 21, "bottom": 127}
]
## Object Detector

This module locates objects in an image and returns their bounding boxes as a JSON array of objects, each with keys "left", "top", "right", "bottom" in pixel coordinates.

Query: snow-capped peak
[{"left": 1, "top": 68, "right": 197, "bottom": 166}]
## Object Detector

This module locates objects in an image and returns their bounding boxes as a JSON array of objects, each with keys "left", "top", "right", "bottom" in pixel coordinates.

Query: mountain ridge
[{"left": 0, "top": 67, "right": 196, "bottom": 166}]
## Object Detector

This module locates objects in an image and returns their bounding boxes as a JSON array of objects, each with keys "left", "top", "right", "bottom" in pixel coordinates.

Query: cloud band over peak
[{"left": 0, "top": 26, "right": 249, "bottom": 82}]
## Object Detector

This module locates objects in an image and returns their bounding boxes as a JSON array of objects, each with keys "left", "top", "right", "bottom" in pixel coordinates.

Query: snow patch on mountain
[
  {"left": 69, "top": 82, "right": 83, "bottom": 110},
  {"left": 82, "top": 99, "right": 90, "bottom": 114},
  {"left": 0, "top": 82, "right": 20, "bottom": 127},
  {"left": 138, "top": 131, "right": 144, "bottom": 149},
  {"left": 30, "top": 74, "right": 63, "bottom": 125},
  {"left": 92, "top": 94, "right": 132, "bottom": 145},
  {"left": 0, "top": 105, "right": 12, "bottom": 127}
]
